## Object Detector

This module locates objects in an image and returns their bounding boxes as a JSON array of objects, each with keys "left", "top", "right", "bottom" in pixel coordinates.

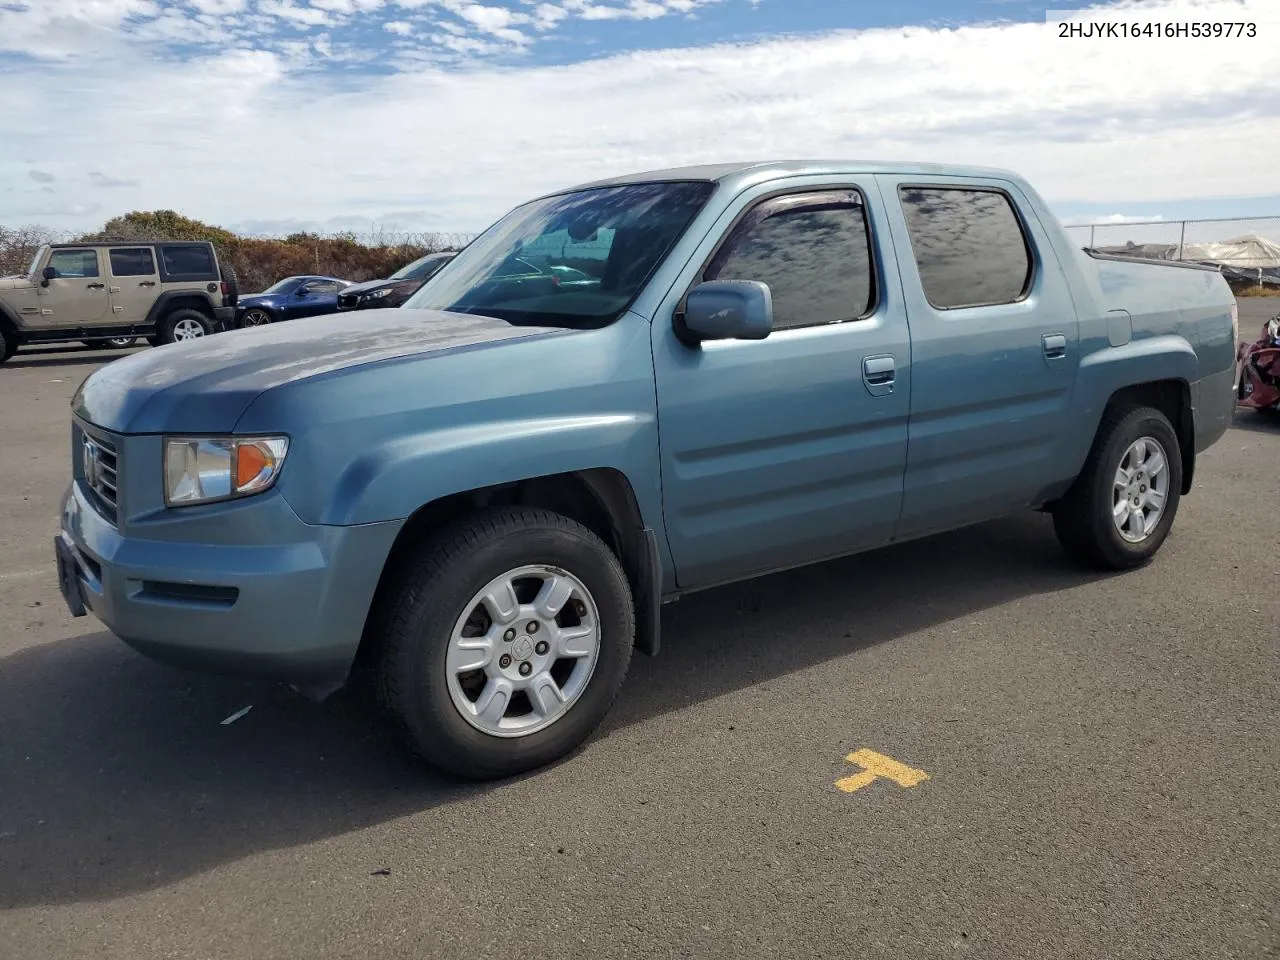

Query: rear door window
[
  {"left": 897, "top": 187, "right": 1033, "bottom": 309},
  {"left": 109, "top": 247, "right": 157, "bottom": 277}
]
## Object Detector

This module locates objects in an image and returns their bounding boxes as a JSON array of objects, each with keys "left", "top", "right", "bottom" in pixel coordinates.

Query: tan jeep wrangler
[{"left": 0, "top": 241, "right": 238, "bottom": 364}]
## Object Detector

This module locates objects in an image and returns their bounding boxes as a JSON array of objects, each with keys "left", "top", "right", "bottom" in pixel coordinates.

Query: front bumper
[{"left": 55, "top": 480, "right": 401, "bottom": 697}]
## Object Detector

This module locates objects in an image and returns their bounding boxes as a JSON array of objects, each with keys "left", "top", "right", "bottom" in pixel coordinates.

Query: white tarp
[{"left": 1174, "top": 234, "right": 1280, "bottom": 269}]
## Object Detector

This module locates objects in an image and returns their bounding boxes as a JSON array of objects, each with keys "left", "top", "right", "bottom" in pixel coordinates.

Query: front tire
[
  {"left": 0, "top": 329, "right": 14, "bottom": 364},
  {"left": 375, "top": 507, "right": 635, "bottom": 781},
  {"left": 238, "top": 308, "right": 273, "bottom": 328},
  {"left": 1053, "top": 404, "right": 1183, "bottom": 570}
]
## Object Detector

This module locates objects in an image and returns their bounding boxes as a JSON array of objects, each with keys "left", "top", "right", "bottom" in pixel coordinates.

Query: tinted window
[
  {"left": 402, "top": 181, "right": 714, "bottom": 329},
  {"left": 160, "top": 244, "right": 215, "bottom": 278},
  {"left": 303, "top": 280, "right": 340, "bottom": 294},
  {"left": 109, "top": 247, "right": 156, "bottom": 277},
  {"left": 704, "top": 195, "right": 874, "bottom": 331},
  {"left": 47, "top": 249, "right": 100, "bottom": 278},
  {"left": 391, "top": 254, "right": 452, "bottom": 281},
  {"left": 898, "top": 187, "right": 1032, "bottom": 309}
]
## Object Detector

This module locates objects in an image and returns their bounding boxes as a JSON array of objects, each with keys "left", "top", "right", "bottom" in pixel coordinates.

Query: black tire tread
[{"left": 374, "top": 506, "right": 634, "bottom": 780}]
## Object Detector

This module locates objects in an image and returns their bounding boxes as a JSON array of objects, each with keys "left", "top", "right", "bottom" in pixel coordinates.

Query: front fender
[{"left": 313, "top": 412, "right": 658, "bottom": 527}]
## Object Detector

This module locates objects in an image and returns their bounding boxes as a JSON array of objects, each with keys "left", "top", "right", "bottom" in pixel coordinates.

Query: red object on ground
[{"left": 1237, "top": 314, "right": 1280, "bottom": 412}]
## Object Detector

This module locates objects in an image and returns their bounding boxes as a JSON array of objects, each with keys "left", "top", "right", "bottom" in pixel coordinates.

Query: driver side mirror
[
  {"left": 41, "top": 266, "right": 56, "bottom": 287},
  {"left": 295, "top": 286, "right": 311, "bottom": 297},
  {"left": 679, "top": 280, "right": 773, "bottom": 343}
]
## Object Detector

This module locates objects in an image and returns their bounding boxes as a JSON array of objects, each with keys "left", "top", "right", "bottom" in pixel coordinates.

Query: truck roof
[
  {"left": 47, "top": 240, "right": 217, "bottom": 249},
  {"left": 556, "top": 159, "right": 1025, "bottom": 195}
]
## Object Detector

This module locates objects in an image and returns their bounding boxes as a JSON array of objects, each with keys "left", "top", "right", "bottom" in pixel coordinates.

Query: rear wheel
[
  {"left": 159, "top": 309, "right": 212, "bottom": 344},
  {"left": 81, "top": 337, "right": 138, "bottom": 349},
  {"left": 1053, "top": 404, "right": 1183, "bottom": 570},
  {"left": 374, "top": 506, "right": 635, "bottom": 780}
]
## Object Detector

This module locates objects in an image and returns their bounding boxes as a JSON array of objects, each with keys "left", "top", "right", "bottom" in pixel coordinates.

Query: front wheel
[
  {"left": 238, "top": 308, "right": 273, "bottom": 328},
  {"left": 1053, "top": 404, "right": 1183, "bottom": 570},
  {"left": 375, "top": 507, "right": 635, "bottom": 780}
]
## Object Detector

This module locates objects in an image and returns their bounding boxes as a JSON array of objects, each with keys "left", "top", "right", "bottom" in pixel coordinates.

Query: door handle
[
  {"left": 863, "top": 355, "right": 895, "bottom": 384},
  {"left": 138, "top": 281, "right": 156, "bottom": 287},
  {"left": 86, "top": 282, "right": 105, "bottom": 289},
  {"left": 1043, "top": 334, "right": 1067, "bottom": 359},
  {"left": 862, "top": 354, "right": 896, "bottom": 397}
]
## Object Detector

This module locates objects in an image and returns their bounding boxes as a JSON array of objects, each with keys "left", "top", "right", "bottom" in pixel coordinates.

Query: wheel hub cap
[
  {"left": 445, "top": 565, "right": 601, "bottom": 738},
  {"left": 1111, "top": 436, "right": 1170, "bottom": 543}
]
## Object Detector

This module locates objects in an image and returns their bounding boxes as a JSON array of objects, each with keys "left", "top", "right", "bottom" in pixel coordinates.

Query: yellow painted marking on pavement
[{"left": 835, "top": 748, "right": 929, "bottom": 793}]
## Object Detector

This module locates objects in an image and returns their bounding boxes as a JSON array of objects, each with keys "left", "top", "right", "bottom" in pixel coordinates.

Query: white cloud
[
  {"left": 383, "top": 19, "right": 414, "bottom": 33},
  {"left": 1, "top": 0, "right": 1278, "bottom": 234}
]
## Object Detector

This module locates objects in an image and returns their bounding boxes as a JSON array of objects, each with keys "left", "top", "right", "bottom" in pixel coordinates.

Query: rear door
[
  {"left": 106, "top": 246, "right": 160, "bottom": 325},
  {"left": 875, "top": 174, "right": 1081, "bottom": 539},
  {"left": 38, "top": 248, "right": 111, "bottom": 327},
  {"left": 652, "top": 180, "right": 912, "bottom": 589}
]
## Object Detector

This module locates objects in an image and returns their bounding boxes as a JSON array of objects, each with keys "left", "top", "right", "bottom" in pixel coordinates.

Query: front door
[
  {"left": 106, "top": 246, "right": 160, "bottom": 325},
  {"left": 652, "top": 181, "right": 912, "bottom": 590},
  {"left": 38, "top": 248, "right": 111, "bottom": 327},
  {"left": 874, "top": 174, "right": 1082, "bottom": 539},
  {"left": 292, "top": 279, "right": 343, "bottom": 319}
]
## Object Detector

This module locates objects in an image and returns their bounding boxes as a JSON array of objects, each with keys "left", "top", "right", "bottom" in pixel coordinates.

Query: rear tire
[
  {"left": 0, "top": 328, "right": 14, "bottom": 364},
  {"left": 159, "top": 309, "right": 212, "bottom": 344},
  {"left": 374, "top": 506, "right": 635, "bottom": 781},
  {"left": 1052, "top": 404, "right": 1182, "bottom": 570}
]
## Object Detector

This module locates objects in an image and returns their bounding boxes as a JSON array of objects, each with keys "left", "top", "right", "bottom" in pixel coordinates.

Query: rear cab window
[
  {"left": 158, "top": 244, "right": 217, "bottom": 282},
  {"left": 896, "top": 186, "right": 1034, "bottom": 309},
  {"left": 700, "top": 189, "right": 877, "bottom": 331}
]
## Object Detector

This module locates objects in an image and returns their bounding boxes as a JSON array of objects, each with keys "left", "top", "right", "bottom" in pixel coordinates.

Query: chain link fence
[{"left": 1062, "top": 216, "right": 1280, "bottom": 293}]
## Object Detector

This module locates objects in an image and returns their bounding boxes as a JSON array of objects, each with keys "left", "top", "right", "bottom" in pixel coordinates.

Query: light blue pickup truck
[{"left": 55, "top": 161, "right": 1238, "bottom": 779}]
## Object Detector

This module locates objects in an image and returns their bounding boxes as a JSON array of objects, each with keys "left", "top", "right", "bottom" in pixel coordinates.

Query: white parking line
[{"left": 0, "top": 568, "right": 46, "bottom": 582}]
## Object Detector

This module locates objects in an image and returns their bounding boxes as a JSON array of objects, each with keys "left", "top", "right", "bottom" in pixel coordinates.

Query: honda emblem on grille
[{"left": 82, "top": 438, "right": 101, "bottom": 487}]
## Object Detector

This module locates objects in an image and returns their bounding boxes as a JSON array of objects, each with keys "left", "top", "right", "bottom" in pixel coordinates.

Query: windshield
[
  {"left": 26, "top": 245, "right": 49, "bottom": 277},
  {"left": 390, "top": 253, "right": 451, "bottom": 281},
  {"left": 402, "top": 180, "right": 716, "bottom": 328},
  {"left": 261, "top": 277, "right": 301, "bottom": 295}
]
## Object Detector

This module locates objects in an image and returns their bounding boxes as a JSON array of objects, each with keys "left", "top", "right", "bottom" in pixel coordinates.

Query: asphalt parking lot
[{"left": 1, "top": 302, "right": 1278, "bottom": 960}]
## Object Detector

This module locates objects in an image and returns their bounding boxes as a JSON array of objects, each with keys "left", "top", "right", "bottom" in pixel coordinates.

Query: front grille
[{"left": 80, "top": 428, "right": 119, "bottom": 525}]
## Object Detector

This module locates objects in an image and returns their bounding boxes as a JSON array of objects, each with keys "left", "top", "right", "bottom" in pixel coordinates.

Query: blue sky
[{"left": 1, "top": 0, "right": 1277, "bottom": 238}]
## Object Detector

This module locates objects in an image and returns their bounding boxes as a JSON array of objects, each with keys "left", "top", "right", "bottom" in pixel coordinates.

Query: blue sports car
[{"left": 235, "top": 275, "right": 354, "bottom": 328}]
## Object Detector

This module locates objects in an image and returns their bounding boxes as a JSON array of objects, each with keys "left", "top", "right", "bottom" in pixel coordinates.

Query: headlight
[
  {"left": 164, "top": 436, "right": 289, "bottom": 507},
  {"left": 364, "top": 288, "right": 393, "bottom": 300}
]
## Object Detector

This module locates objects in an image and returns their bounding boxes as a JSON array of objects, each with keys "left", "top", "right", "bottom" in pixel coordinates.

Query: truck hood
[
  {"left": 0, "top": 275, "right": 33, "bottom": 290},
  {"left": 72, "top": 308, "right": 561, "bottom": 434}
]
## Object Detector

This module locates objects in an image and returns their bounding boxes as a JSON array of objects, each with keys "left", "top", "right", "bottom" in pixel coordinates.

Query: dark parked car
[
  {"left": 236, "top": 275, "right": 352, "bottom": 328},
  {"left": 336, "top": 252, "right": 456, "bottom": 311}
]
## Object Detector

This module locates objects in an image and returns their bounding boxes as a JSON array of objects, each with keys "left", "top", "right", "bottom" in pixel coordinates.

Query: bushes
[{"left": 0, "top": 212, "right": 473, "bottom": 291}]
